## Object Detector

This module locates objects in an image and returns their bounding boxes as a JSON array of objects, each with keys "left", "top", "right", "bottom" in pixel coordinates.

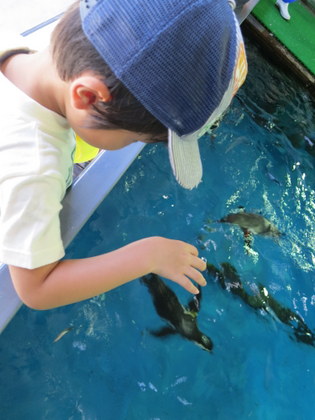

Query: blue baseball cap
[{"left": 81, "top": 0, "right": 247, "bottom": 189}]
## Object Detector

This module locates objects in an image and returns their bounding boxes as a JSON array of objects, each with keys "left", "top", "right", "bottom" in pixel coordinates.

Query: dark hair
[{"left": 50, "top": 1, "right": 167, "bottom": 140}]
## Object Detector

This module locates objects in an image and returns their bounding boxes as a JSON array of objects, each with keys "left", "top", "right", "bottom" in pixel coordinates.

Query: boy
[{"left": 0, "top": 0, "right": 247, "bottom": 310}]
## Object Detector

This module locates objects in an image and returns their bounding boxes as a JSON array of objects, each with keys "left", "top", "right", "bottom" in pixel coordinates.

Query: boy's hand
[{"left": 147, "top": 237, "right": 207, "bottom": 294}]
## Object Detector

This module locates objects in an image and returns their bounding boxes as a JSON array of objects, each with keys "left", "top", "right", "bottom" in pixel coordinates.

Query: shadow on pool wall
[{"left": 0, "top": 36, "right": 315, "bottom": 420}]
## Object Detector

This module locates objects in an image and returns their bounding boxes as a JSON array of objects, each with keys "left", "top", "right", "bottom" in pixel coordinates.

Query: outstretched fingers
[
  {"left": 187, "top": 265, "right": 207, "bottom": 286},
  {"left": 174, "top": 272, "right": 204, "bottom": 294},
  {"left": 174, "top": 263, "right": 207, "bottom": 294},
  {"left": 182, "top": 246, "right": 207, "bottom": 293},
  {"left": 191, "top": 254, "right": 207, "bottom": 272}
]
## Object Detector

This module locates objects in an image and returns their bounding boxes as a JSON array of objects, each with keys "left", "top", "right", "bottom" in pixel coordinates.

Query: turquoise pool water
[{"left": 0, "top": 39, "right": 315, "bottom": 419}]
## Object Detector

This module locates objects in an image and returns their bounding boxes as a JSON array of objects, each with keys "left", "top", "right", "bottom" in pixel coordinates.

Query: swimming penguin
[
  {"left": 219, "top": 212, "right": 281, "bottom": 238},
  {"left": 207, "top": 262, "right": 315, "bottom": 347},
  {"left": 141, "top": 274, "right": 213, "bottom": 352},
  {"left": 219, "top": 211, "right": 282, "bottom": 250}
]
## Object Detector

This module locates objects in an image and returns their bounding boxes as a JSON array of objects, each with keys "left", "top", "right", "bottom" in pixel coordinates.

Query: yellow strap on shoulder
[{"left": 74, "top": 134, "right": 99, "bottom": 163}]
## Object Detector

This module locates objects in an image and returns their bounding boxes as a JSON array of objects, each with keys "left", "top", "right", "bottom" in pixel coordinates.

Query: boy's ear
[{"left": 70, "top": 74, "right": 112, "bottom": 110}]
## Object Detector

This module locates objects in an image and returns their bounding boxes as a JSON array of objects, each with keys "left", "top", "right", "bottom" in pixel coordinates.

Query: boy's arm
[{"left": 9, "top": 236, "right": 207, "bottom": 310}]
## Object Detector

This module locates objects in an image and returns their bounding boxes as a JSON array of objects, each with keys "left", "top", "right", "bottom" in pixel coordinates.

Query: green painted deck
[{"left": 252, "top": 0, "right": 315, "bottom": 75}]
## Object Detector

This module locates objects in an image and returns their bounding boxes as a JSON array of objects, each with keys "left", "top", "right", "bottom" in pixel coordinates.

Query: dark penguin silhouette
[
  {"left": 207, "top": 262, "right": 315, "bottom": 347},
  {"left": 219, "top": 211, "right": 282, "bottom": 249},
  {"left": 141, "top": 274, "right": 213, "bottom": 352}
]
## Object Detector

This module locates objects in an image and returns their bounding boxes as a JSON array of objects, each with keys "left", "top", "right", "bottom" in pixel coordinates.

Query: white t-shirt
[{"left": 0, "top": 70, "right": 76, "bottom": 269}]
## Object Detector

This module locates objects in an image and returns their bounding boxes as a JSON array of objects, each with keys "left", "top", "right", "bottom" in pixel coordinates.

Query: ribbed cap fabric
[
  {"left": 81, "top": 0, "right": 237, "bottom": 136},
  {"left": 81, "top": 0, "right": 246, "bottom": 188}
]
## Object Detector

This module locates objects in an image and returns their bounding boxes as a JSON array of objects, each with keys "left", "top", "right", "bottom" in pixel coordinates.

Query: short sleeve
[{"left": 0, "top": 174, "right": 66, "bottom": 269}]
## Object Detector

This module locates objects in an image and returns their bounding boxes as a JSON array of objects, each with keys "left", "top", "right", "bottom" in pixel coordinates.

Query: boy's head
[
  {"left": 54, "top": 0, "right": 247, "bottom": 189},
  {"left": 51, "top": 1, "right": 167, "bottom": 142}
]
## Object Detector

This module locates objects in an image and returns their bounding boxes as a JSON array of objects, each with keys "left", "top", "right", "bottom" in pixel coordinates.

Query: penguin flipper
[
  {"left": 150, "top": 326, "right": 177, "bottom": 337},
  {"left": 187, "top": 290, "right": 202, "bottom": 314},
  {"left": 242, "top": 228, "right": 253, "bottom": 249}
]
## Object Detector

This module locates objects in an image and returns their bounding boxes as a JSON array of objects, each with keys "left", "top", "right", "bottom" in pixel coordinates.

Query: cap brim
[
  {"left": 168, "top": 23, "right": 247, "bottom": 191},
  {"left": 168, "top": 129, "right": 202, "bottom": 190},
  {"left": 167, "top": 80, "right": 234, "bottom": 190}
]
